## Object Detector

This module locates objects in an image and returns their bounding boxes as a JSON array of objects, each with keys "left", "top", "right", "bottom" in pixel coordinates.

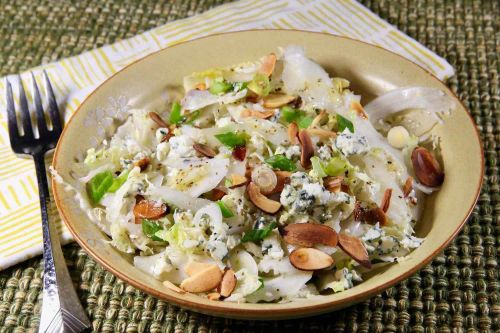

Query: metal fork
[{"left": 6, "top": 72, "right": 91, "bottom": 333}]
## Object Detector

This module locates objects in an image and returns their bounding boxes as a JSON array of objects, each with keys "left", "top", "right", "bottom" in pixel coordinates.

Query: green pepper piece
[
  {"left": 265, "top": 154, "right": 297, "bottom": 172},
  {"left": 86, "top": 171, "right": 114, "bottom": 204},
  {"left": 107, "top": 171, "right": 129, "bottom": 193},
  {"left": 280, "top": 106, "right": 303, "bottom": 122},
  {"left": 297, "top": 116, "right": 313, "bottom": 129},
  {"left": 247, "top": 73, "right": 271, "bottom": 96},
  {"left": 209, "top": 80, "right": 233, "bottom": 95},
  {"left": 310, "top": 156, "right": 327, "bottom": 178},
  {"left": 216, "top": 200, "right": 234, "bottom": 218},
  {"left": 169, "top": 101, "right": 184, "bottom": 125},
  {"left": 336, "top": 114, "right": 354, "bottom": 133},
  {"left": 142, "top": 219, "right": 164, "bottom": 242},
  {"left": 215, "top": 132, "right": 248, "bottom": 148},
  {"left": 241, "top": 222, "right": 277, "bottom": 242},
  {"left": 324, "top": 157, "right": 349, "bottom": 176}
]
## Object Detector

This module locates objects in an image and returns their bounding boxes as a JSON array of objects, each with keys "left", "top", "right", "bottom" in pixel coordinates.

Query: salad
[{"left": 64, "top": 46, "right": 453, "bottom": 303}]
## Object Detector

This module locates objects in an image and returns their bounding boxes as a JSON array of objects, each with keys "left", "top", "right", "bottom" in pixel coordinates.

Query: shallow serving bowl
[{"left": 52, "top": 30, "right": 483, "bottom": 320}]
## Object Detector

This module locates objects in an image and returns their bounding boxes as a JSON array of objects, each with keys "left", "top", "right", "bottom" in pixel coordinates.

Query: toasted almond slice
[
  {"left": 351, "top": 101, "right": 368, "bottom": 119},
  {"left": 324, "top": 176, "right": 343, "bottom": 193},
  {"left": 353, "top": 201, "right": 364, "bottom": 221},
  {"left": 380, "top": 188, "right": 392, "bottom": 213},
  {"left": 258, "top": 53, "right": 277, "bottom": 77},
  {"left": 288, "top": 122, "right": 299, "bottom": 144},
  {"left": 338, "top": 233, "right": 371, "bottom": 269},
  {"left": 241, "top": 109, "right": 275, "bottom": 119},
  {"left": 265, "top": 170, "right": 292, "bottom": 195},
  {"left": 184, "top": 261, "right": 217, "bottom": 277},
  {"left": 133, "top": 199, "right": 168, "bottom": 220},
  {"left": 217, "top": 268, "right": 237, "bottom": 298},
  {"left": 229, "top": 174, "right": 248, "bottom": 188},
  {"left": 403, "top": 176, "right": 413, "bottom": 198},
  {"left": 246, "top": 92, "right": 260, "bottom": 103},
  {"left": 262, "top": 94, "right": 296, "bottom": 108},
  {"left": 247, "top": 182, "right": 281, "bottom": 214},
  {"left": 209, "top": 188, "right": 226, "bottom": 201},
  {"left": 149, "top": 111, "right": 169, "bottom": 128},
  {"left": 163, "top": 280, "right": 186, "bottom": 294},
  {"left": 289, "top": 248, "right": 334, "bottom": 271},
  {"left": 180, "top": 265, "right": 223, "bottom": 293},
  {"left": 367, "top": 207, "right": 388, "bottom": 226},
  {"left": 308, "top": 128, "right": 337, "bottom": 139},
  {"left": 195, "top": 82, "right": 207, "bottom": 90},
  {"left": 411, "top": 147, "right": 444, "bottom": 187},
  {"left": 282, "top": 223, "right": 338, "bottom": 247},
  {"left": 134, "top": 157, "right": 150, "bottom": 171},
  {"left": 193, "top": 143, "right": 216, "bottom": 158},
  {"left": 309, "top": 110, "right": 326, "bottom": 128},
  {"left": 161, "top": 124, "right": 176, "bottom": 142},
  {"left": 298, "top": 130, "right": 314, "bottom": 169},
  {"left": 207, "top": 292, "right": 221, "bottom": 301}
]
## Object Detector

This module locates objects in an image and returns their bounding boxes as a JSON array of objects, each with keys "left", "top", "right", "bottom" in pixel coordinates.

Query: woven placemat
[{"left": 0, "top": 0, "right": 498, "bottom": 332}]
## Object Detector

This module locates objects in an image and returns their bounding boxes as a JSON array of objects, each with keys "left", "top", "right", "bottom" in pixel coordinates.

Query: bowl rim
[{"left": 52, "top": 29, "right": 484, "bottom": 319}]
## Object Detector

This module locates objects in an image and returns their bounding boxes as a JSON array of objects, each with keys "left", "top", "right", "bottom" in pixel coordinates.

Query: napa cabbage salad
[{"left": 65, "top": 46, "right": 454, "bottom": 303}]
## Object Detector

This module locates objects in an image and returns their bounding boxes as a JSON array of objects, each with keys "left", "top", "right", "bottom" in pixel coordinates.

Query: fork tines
[{"left": 6, "top": 71, "right": 62, "bottom": 154}]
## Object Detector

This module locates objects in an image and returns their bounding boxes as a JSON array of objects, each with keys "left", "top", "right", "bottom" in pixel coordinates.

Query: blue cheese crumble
[{"left": 335, "top": 130, "right": 369, "bottom": 156}]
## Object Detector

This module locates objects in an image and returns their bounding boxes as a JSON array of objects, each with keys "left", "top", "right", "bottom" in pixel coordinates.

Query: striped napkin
[{"left": 0, "top": 0, "right": 454, "bottom": 270}]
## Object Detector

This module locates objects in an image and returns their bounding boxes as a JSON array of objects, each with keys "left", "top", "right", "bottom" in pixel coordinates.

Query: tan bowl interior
[{"left": 52, "top": 30, "right": 483, "bottom": 320}]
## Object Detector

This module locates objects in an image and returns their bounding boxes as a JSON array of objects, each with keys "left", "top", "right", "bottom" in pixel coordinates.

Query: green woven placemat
[{"left": 0, "top": 0, "right": 498, "bottom": 332}]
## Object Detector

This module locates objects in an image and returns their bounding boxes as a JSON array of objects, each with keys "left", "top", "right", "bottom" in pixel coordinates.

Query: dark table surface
[{"left": 0, "top": 0, "right": 498, "bottom": 332}]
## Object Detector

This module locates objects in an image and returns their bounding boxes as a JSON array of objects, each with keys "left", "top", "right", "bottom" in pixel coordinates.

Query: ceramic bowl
[{"left": 52, "top": 30, "right": 483, "bottom": 320}]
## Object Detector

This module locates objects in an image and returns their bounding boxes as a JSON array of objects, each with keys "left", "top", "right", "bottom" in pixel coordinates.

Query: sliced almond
[
  {"left": 149, "top": 111, "right": 169, "bottom": 128},
  {"left": 282, "top": 223, "right": 338, "bottom": 247},
  {"left": 380, "top": 188, "right": 392, "bottom": 213},
  {"left": 229, "top": 174, "right": 248, "bottom": 188},
  {"left": 247, "top": 182, "right": 281, "bottom": 214},
  {"left": 133, "top": 199, "right": 168, "bottom": 220},
  {"left": 324, "top": 176, "right": 343, "bottom": 193},
  {"left": 246, "top": 92, "right": 260, "bottom": 103},
  {"left": 217, "top": 268, "right": 237, "bottom": 298},
  {"left": 209, "top": 188, "right": 226, "bottom": 201},
  {"left": 265, "top": 170, "right": 292, "bottom": 195},
  {"left": 288, "top": 122, "right": 299, "bottom": 144},
  {"left": 411, "top": 147, "right": 444, "bottom": 187},
  {"left": 298, "top": 130, "right": 314, "bottom": 169},
  {"left": 258, "top": 53, "right": 277, "bottom": 77},
  {"left": 161, "top": 124, "right": 176, "bottom": 142},
  {"left": 338, "top": 233, "right": 371, "bottom": 269},
  {"left": 403, "top": 176, "right": 413, "bottom": 198},
  {"left": 262, "top": 93, "right": 296, "bottom": 108},
  {"left": 289, "top": 248, "right": 334, "bottom": 271},
  {"left": 308, "top": 128, "right": 337, "bottom": 139},
  {"left": 180, "top": 265, "right": 223, "bottom": 293},
  {"left": 241, "top": 109, "right": 275, "bottom": 119},
  {"left": 193, "top": 143, "right": 216, "bottom": 158},
  {"left": 195, "top": 82, "right": 207, "bottom": 90},
  {"left": 366, "top": 206, "right": 388, "bottom": 226},
  {"left": 353, "top": 202, "right": 365, "bottom": 221},
  {"left": 184, "top": 261, "right": 217, "bottom": 277},
  {"left": 309, "top": 110, "right": 326, "bottom": 128},
  {"left": 207, "top": 292, "right": 221, "bottom": 301},
  {"left": 353, "top": 202, "right": 388, "bottom": 226},
  {"left": 351, "top": 101, "right": 368, "bottom": 119},
  {"left": 163, "top": 280, "right": 185, "bottom": 294},
  {"left": 134, "top": 157, "right": 150, "bottom": 171}
]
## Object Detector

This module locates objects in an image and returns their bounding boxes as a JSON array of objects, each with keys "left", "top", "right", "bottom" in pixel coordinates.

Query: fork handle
[{"left": 35, "top": 153, "right": 91, "bottom": 333}]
